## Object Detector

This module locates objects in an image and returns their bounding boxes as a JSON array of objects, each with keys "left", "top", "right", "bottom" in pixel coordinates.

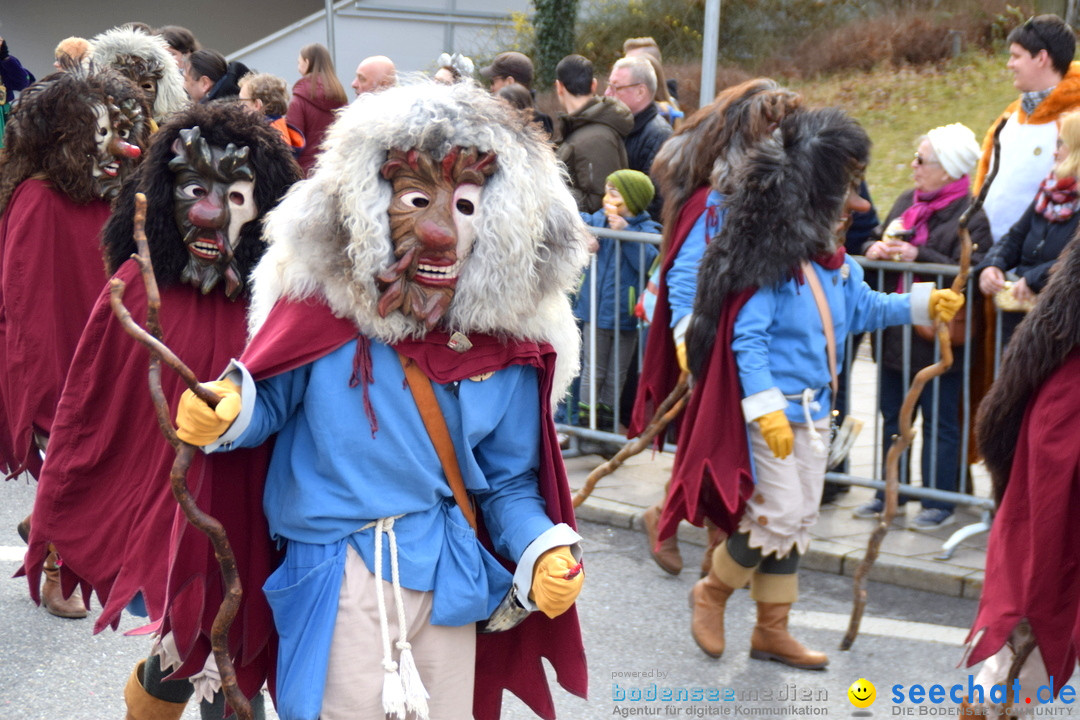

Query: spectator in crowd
[
  {"left": 975, "top": 14, "right": 1080, "bottom": 241},
  {"left": 631, "top": 79, "right": 802, "bottom": 576},
  {"left": 90, "top": 26, "right": 187, "bottom": 127},
  {"left": 155, "top": 24, "right": 199, "bottom": 75},
  {"left": 624, "top": 36, "right": 679, "bottom": 102},
  {"left": 496, "top": 82, "right": 533, "bottom": 112},
  {"left": 287, "top": 43, "right": 347, "bottom": 175},
  {"left": 53, "top": 36, "right": 90, "bottom": 70},
  {"left": 854, "top": 123, "right": 991, "bottom": 530},
  {"left": 350, "top": 55, "right": 396, "bottom": 96},
  {"left": 185, "top": 49, "right": 249, "bottom": 104},
  {"left": 0, "top": 35, "right": 34, "bottom": 112},
  {"left": 638, "top": 53, "right": 683, "bottom": 128},
  {"left": 433, "top": 52, "right": 475, "bottom": 84},
  {"left": 575, "top": 170, "right": 660, "bottom": 430},
  {"left": 553, "top": 54, "right": 633, "bottom": 213},
  {"left": 605, "top": 55, "right": 673, "bottom": 220},
  {"left": 977, "top": 110, "right": 1080, "bottom": 345},
  {"left": 481, "top": 51, "right": 553, "bottom": 135},
  {"left": 239, "top": 72, "right": 305, "bottom": 155}
]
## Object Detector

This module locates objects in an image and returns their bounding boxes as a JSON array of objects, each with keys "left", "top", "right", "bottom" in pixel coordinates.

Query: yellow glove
[
  {"left": 675, "top": 342, "right": 689, "bottom": 374},
  {"left": 757, "top": 409, "right": 793, "bottom": 459},
  {"left": 530, "top": 546, "right": 584, "bottom": 619},
  {"left": 175, "top": 379, "right": 242, "bottom": 446},
  {"left": 928, "top": 288, "right": 964, "bottom": 324}
]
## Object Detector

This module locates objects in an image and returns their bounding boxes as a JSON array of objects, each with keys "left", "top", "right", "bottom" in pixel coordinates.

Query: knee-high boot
[
  {"left": 124, "top": 661, "right": 188, "bottom": 720},
  {"left": 42, "top": 545, "right": 87, "bottom": 619},
  {"left": 748, "top": 572, "right": 828, "bottom": 670},
  {"left": 689, "top": 542, "right": 755, "bottom": 658},
  {"left": 643, "top": 502, "right": 683, "bottom": 575}
]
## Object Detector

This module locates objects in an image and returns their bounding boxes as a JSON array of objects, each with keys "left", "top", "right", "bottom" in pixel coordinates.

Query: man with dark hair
[
  {"left": 554, "top": 54, "right": 633, "bottom": 213},
  {"left": 606, "top": 55, "right": 672, "bottom": 220},
  {"left": 974, "top": 14, "right": 1080, "bottom": 240}
]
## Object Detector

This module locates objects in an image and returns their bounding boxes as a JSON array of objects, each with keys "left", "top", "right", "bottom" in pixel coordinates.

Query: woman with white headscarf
[{"left": 855, "top": 123, "right": 991, "bottom": 531}]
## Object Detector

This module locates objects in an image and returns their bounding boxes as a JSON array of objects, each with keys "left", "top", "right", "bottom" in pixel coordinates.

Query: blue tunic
[
  {"left": 733, "top": 257, "right": 930, "bottom": 423},
  {"left": 220, "top": 339, "right": 556, "bottom": 626}
]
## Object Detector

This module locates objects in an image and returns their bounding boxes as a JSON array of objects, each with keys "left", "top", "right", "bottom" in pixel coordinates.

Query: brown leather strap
[
  {"left": 398, "top": 353, "right": 478, "bottom": 532},
  {"left": 800, "top": 261, "right": 838, "bottom": 403}
]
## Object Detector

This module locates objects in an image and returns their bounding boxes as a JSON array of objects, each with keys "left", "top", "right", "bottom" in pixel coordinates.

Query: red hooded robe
[{"left": 965, "top": 349, "right": 1080, "bottom": 695}]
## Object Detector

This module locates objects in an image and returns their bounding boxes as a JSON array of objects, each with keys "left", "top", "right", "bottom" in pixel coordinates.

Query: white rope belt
[
  {"left": 783, "top": 388, "right": 828, "bottom": 456},
  {"left": 359, "top": 516, "right": 430, "bottom": 720}
]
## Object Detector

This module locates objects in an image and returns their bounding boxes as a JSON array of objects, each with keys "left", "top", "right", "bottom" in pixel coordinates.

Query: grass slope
[{"left": 788, "top": 52, "right": 1020, "bottom": 216}]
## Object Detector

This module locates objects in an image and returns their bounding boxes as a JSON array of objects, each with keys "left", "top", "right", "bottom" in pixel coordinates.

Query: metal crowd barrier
[{"left": 559, "top": 227, "right": 1015, "bottom": 559}]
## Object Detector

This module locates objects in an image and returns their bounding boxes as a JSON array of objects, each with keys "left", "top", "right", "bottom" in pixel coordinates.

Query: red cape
[
  {"left": 0, "top": 179, "right": 112, "bottom": 478},
  {"left": 209, "top": 297, "right": 587, "bottom": 720},
  {"left": 965, "top": 349, "right": 1080, "bottom": 694},
  {"left": 657, "top": 289, "right": 756, "bottom": 542},
  {"left": 23, "top": 259, "right": 279, "bottom": 701},
  {"left": 628, "top": 185, "right": 711, "bottom": 440}
]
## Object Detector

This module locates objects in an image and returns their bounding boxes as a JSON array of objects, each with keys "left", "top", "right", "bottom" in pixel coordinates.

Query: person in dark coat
[
  {"left": 855, "top": 123, "right": 991, "bottom": 530},
  {"left": 977, "top": 109, "right": 1080, "bottom": 347},
  {"left": 554, "top": 54, "right": 633, "bottom": 213},
  {"left": 0, "top": 36, "right": 35, "bottom": 105},
  {"left": 605, "top": 55, "right": 672, "bottom": 221}
]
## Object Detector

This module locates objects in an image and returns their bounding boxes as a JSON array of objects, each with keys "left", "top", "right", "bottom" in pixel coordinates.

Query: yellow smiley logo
[{"left": 848, "top": 678, "right": 876, "bottom": 708}]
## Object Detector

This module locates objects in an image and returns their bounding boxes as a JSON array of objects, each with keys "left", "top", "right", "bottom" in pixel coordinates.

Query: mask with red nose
[
  {"left": 376, "top": 146, "right": 497, "bottom": 330},
  {"left": 168, "top": 127, "right": 258, "bottom": 298}
]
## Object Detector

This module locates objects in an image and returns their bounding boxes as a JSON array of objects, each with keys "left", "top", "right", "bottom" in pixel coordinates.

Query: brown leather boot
[
  {"left": 959, "top": 697, "right": 987, "bottom": 719},
  {"left": 124, "top": 660, "right": 187, "bottom": 720},
  {"left": 689, "top": 574, "right": 736, "bottom": 657},
  {"left": 643, "top": 503, "right": 682, "bottom": 575},
  {"left": 17, "top": 514, "right": 31, "bottom": 544},
  {"left": 42, "top": 549, "right": 87, "bottom": 619},
  {"left": 699, "top": 521, "right": 725, "bottom": 578},
  {"left": 689, "top": 542, "right": 755, "bottom": 658},
  {"left": 749, "top": 602, "right": 828, "bottom": 670}
]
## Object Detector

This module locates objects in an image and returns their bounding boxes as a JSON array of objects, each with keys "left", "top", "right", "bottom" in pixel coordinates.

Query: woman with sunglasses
[{"left": 856, "top": 124, "right": 990, "bottom": 531}]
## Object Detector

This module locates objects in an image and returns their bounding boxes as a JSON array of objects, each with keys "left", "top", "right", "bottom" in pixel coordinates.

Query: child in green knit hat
[
  {"left": 573, "top": 169, "right": 661, "bottom": 429},
  {"left": 604, "top": 169, "right": 656, "bottom": 229}
]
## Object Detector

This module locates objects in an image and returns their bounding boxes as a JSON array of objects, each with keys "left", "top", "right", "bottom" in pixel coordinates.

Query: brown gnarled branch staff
[
  {"left": 572, "top": 376, "right": 690, "bottom": 507},
  {"left": 107, "top": 193, "right": 252, "bottom": 720},
  {"left": 840, "top": 119, "right": 1005, "bottom": 651}
]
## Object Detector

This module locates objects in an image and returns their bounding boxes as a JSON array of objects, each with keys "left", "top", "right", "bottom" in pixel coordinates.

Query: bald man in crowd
[{"left": 350, "top": 55, "right": 396, "bottom": 96}]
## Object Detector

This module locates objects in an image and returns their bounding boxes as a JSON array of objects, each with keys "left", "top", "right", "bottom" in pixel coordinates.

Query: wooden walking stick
[
  {"left": 841, "top": 121, "right": 1004, "bottom": 650},
  {"left": 572, "top": 375, "right": 690, "bottom": 507},
  {"left": 108, "top": 193, "right": 252, "bottom": 720}
]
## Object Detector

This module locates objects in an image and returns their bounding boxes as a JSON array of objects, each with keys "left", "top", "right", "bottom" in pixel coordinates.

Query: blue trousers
[{"left": 875, "top": 366, "right": 962, "bottom": 512}]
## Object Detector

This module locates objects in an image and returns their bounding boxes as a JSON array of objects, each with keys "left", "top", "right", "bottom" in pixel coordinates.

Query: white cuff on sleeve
[
  {"left": 512, "top": 523, "right": 582, "bottom": 611},
  {"left": 909, "top": 282, "right": 934, "bottom": 326},
  {"left": 202, "top": 360, "right": 255, "bottom": 453},
  {"left": 741, "top": 386, "right": 787, "bottom": 423},
  {"left": 672, "top": 314, "right": 691, "bottom": 348}
]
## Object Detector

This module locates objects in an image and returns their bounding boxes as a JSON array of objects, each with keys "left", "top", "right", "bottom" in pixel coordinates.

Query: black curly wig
[
  {"left": 102, "top": 101, "right": 302, "bottom": 294},
  {"left": 686, "top": 107, "right": 870, "bottom": 375},
  {"left": 0, "top": 67, "right": 150, "bottom": 216}
]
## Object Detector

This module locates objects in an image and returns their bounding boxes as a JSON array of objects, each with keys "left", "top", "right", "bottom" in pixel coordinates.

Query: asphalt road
[{"left": 1, "top": 476, "right": 994, "bottom": 720}]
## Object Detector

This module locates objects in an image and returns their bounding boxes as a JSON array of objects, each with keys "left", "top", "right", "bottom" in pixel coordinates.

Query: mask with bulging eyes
[
  {"left": 91, "top": 97, "right": 144, "bottom": 200},
  {"left": 168, "top": 126, "right": 258, "bottom": 299},
  {"left": 376, "top": 146, "right": 497, "bottom": 330}
]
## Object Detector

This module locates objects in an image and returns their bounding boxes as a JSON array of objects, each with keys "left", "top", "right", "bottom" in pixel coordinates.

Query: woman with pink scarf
[{"left": 854, "top": 123, "right": 991, "bottom": 530}]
